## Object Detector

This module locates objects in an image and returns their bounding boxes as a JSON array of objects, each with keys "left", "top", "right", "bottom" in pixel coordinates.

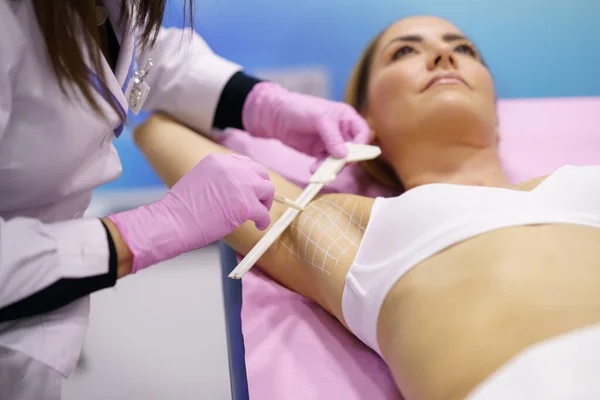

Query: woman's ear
[
  {"left": 371, "top": 132, "right": 381, "bottom": 146},
  {"left": 364, "top": 115, "right": 378, "bottom": 144}
]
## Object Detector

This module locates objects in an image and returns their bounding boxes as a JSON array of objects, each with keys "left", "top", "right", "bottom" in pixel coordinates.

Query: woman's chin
[
  {"left": 422, "top": 90, "right": 484, "bottom": 119},
  {"left": 425, "top": 85, "right": 473, "bottom": 104}
]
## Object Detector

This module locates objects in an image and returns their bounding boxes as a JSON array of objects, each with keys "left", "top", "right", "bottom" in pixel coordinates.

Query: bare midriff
[{"left": 377, "top": 224, "right": 600, "bottom": 400}]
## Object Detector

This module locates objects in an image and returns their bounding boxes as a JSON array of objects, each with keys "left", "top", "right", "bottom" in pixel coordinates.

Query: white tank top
[{"left": 342, "top": 165, "right": 600, "bottom": 355}]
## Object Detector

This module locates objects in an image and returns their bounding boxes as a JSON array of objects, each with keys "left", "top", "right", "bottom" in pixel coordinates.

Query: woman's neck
[{"left": 390, "top": 143, "right": 509, "bottom": 190}]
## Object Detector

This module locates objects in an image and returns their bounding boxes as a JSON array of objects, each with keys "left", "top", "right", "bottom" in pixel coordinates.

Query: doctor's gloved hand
[
  {"left": 242, "top": 82, "right": 371, "bottom": 164},
  {"left": 107, "top": 154, "right": 274, "bottom": 273}
]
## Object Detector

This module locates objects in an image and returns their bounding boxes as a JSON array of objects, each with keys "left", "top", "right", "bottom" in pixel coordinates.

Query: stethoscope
[{"left": 87, "top": 38, "right": 153, "bottom": 138}]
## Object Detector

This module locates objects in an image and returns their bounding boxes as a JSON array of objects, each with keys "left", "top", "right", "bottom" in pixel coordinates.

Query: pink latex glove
[
  {"left": 107, "top": 153, "right": 274, "bottom": 273},
  {"left": 242, "top": 82, "right": 371, "bottom": 168}
]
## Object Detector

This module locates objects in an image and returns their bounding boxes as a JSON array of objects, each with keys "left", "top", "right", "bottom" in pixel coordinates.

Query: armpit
[{"left": 279, "top": 194, "right": 372, "bottom": 278}]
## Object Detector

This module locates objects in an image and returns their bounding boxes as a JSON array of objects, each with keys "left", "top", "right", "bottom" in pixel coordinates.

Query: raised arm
[
  {"left": 133, "top": 113, "right": 301, "bottom": 254},
  {"left": 134, "top": 114, "right": 374, "bottom": 320}
]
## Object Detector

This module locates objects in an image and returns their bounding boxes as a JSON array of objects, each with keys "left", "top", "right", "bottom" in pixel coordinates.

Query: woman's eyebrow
[{"left": 379, "top": 32, "right": 467, "bottom": 56}]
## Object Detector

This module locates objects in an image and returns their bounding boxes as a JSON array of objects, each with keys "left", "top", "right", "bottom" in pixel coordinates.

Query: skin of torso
[{"left": 379, "top": 223, "right": 600, "bottom": 400}]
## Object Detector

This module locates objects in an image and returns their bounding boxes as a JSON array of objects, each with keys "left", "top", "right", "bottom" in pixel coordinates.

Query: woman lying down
[{"left": 134, "top": 15, "right": 600, "bottom": 400}]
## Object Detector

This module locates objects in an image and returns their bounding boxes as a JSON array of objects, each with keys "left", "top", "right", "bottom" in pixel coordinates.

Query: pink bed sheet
[{"left": 219, "top": 96, "right": 600, "bottom": 399}]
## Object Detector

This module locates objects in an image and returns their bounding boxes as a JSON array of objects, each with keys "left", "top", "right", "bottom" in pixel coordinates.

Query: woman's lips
[{"left": 423, "top": 72, "right": 469, "bottom": 91}]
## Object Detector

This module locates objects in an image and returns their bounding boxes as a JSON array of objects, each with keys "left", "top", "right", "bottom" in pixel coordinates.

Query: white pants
[{"left": 467, "top": 324, "right": 600, "bottom": 399}]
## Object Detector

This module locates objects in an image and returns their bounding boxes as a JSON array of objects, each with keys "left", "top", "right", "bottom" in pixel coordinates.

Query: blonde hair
[{"left": 344, "top": 30, "right": 404, "bottom": 191}]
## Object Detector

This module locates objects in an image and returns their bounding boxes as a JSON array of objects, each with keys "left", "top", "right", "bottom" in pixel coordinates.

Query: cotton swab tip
[{"left": 273, "top": 194, "right": 305, "bottom": 211}]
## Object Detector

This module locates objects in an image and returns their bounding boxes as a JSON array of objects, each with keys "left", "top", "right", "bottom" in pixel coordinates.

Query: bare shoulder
[
  {"left": 509, "top": 175, "right": 549, "bottom": 192},
  {"left": 509, "top": 165, "right": 600, "bottom": 191}
]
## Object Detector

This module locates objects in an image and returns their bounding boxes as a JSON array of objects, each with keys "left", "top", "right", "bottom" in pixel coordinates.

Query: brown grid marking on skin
[{"left": 280, "top": 196, "right": 367, "bottom": 275}]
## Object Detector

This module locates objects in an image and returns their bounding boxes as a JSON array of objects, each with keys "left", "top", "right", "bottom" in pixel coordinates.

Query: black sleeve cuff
[
  {"left": 101, "top": 219, "right": 118, "bottom": 277},
  {"left": 0, "top": 221, "right": 119, "bottom": 323},
  {"left": 212, "top": 71, "right": 262, "bottom": 130}
]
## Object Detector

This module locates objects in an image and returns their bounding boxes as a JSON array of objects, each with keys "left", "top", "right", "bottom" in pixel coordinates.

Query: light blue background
[{"left": 101, "top": 0, "right": 600, "bottom": 190}]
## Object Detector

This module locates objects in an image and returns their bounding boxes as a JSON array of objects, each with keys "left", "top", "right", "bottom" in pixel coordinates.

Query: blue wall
[{"left": 100, "top": 0, "right": 600, "bottom": 190}]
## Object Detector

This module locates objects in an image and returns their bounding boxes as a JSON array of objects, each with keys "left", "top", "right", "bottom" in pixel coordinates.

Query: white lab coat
[{"left": 0, "top": 1, "right": 242, "bottom": 398}]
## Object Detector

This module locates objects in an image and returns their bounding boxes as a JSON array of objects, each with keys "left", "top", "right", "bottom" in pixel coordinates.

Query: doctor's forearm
[
  {"left": 101, "top": 217, "right": 133, "bottom": 279},
  {"left": 212, "top": 71, "right": 262, "bottom": 130}
]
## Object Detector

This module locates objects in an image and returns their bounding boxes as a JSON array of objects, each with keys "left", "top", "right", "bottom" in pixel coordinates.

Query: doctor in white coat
[{"left": 0, "top": 0, "right": 371, "bottom": 399}]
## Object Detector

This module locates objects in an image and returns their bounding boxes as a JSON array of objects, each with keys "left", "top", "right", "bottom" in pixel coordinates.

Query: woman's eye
[
  {"left": 455, "top": 44, "right": 477, "bottom": 58},
  {"left": 391, "top": 45, "right": 415, "bottom": 61}
]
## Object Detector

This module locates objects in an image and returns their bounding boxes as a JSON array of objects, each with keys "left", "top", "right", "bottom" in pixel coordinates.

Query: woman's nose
[{"left": 427, "top": 47, "right": 457, "bottom": 71}]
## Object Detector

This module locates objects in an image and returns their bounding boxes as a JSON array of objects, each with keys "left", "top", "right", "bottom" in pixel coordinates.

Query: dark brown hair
[
  {"left": 31, "top": 0, "right": 193, "bottom": 119},
  {"left": 344, "top": 29, "right": 405, "bottom": 191}
]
